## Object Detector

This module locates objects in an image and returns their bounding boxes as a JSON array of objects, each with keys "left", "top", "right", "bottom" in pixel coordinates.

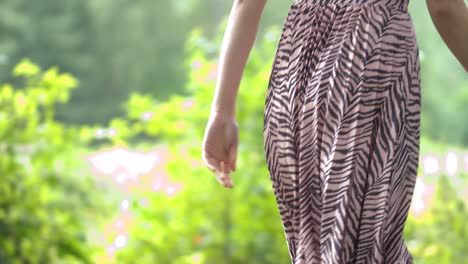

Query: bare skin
[
  {"left": 202, "top": 0, "right": 468, "bottom": 189},
  {"left": 426, "top": 0, "right": 468, "bottom": 71},
  {"left": 201, "top": 0, "right": 267, "bottom": 188}
]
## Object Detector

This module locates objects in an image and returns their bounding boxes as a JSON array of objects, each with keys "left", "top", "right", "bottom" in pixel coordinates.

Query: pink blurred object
[
  {"left": 140, "top": 111, "right": 154, "bottom": 121},
  {"left": 444, "top": 151, "right": 459, "bottom": 177},
  {"left": 87, "top": 145, "right": 194, "bottom": 254},
  {"left": 181, "top": 98, "right": 195, "bottom": 111},
  {"left": 191, "top": 60, "right": 202, "bottom": 70},
  {"left": 463, "top": 153, "right": 468, "bottom": 172},
  {"left": 421, "top": 154, "right": 440, "bottom": 175},
  {"left": 410, "top": 176, "right": 436, "bottom": 218},
  {"left": 88, "top": 147, "right": 161, "bottom": 178}
]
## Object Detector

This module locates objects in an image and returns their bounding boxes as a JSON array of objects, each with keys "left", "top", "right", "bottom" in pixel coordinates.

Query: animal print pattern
[{"left": 263, "top": 0, "right": 420, "bottom": 263}]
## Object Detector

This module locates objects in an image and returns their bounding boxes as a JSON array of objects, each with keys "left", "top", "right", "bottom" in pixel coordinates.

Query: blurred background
[{"left": 0, "top": 0, "right": 467, "bottom": 263}]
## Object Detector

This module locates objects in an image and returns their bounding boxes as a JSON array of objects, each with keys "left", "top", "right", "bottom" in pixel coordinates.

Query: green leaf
[{"left": 13, "top": 59, "right": 40, "bottom": 77}]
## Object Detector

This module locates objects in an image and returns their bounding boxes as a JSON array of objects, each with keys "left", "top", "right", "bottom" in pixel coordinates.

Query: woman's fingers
[
  {"left": 202, "top": 152, "right": 233, "bottom": 188},
  {"left": 202, "top": 150, "right": 221, "bottom": 172},
  {"left": 219, "top": 161, "right": 233, "bottom": 188},
  {"left": 201, "top": 114, "right": 238, "bottom": 188},
  {"left": 214, "top": 170, "right": 227, "bottom": 185},
  {"left": 227, "top": 143, "right": 237, "bottom": 172}
]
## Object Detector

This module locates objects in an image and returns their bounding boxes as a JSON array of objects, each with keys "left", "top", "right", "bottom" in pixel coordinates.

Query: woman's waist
[{"left": 293, "top": 0, "right": 409, "bottom": 12}]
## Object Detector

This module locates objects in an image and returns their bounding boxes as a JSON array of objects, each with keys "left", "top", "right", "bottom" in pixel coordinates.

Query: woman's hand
[{"left": 201, "top": 113, "right": 238, "bottom": 189}]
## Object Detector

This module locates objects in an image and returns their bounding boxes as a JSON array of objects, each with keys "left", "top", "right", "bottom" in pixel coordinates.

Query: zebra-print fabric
[{"left": 263, "top": 0, "right": 420, "bottom": 263}]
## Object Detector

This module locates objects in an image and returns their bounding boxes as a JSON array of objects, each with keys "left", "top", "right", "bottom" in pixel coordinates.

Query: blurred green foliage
[
  {"left": 0, "top": 60, "right": 110, "bottom": 264},
  {"left": 405, "top": 174, "right": 468, "bottom": 264},
  {"left": 0, "top": 1, "right": 467, "bottom": 263}
]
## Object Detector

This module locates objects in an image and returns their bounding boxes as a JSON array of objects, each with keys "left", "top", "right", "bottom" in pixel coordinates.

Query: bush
[
  {"left": 405, "top": 174, "right": 468, "bottom": 264},
  {"left": 0, "top": 59, "right": 109, "bottom": 264}
]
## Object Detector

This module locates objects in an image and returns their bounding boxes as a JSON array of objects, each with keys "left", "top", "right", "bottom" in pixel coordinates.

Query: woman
[{"left": 202, "top": 0, "right": 468, "bottom": 263}]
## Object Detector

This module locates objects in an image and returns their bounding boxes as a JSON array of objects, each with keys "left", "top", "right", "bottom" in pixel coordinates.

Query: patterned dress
[{"left": 263, "top": 0, "right": 420, "bottom": 263}]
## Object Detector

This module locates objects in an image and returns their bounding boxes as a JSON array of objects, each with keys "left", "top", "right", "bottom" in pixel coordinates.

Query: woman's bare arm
[
  {"left": 426, "top": 0, "right": 468, "bottom": 72},
  {"left": 210, "top": 0, "right": 267, "bottom": 119}
]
